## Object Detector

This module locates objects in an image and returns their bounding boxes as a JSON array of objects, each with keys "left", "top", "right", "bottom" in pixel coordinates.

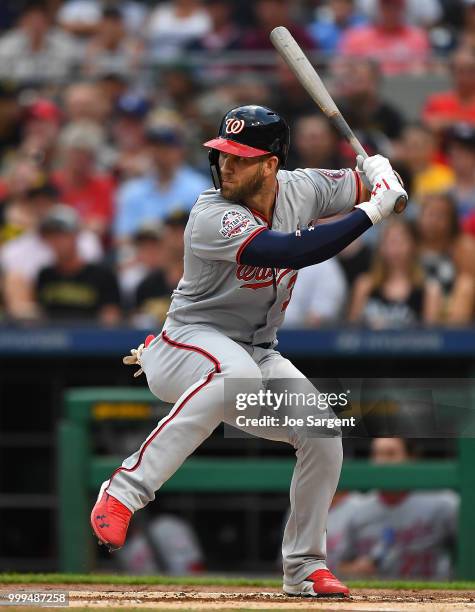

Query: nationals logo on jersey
[{"left": 220, "top": 210, "right": 252, "bottom": 239}]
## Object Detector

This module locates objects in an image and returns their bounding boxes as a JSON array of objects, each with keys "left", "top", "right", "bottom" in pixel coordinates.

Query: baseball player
[{"left": 91, "top": 105, "right": 407, "bottom": 597}]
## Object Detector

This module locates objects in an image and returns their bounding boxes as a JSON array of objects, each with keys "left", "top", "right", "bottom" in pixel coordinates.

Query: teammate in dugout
[{"left": 91, "top": 105, "right": 407, "bottom": 597}]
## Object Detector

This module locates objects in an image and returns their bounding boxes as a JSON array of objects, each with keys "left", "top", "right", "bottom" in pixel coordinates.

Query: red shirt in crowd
[
  {"left": 463, "top": 211, "right": 475, "bottom": 237},
  {"left": 423, "top": 92, "right": 475, "bottom": 127},
  {"left": 339, "top": 25, "right": 429, "bottom": 75},
  {"left": 52, "top": 171, "right": 115, "bottom": 227}
]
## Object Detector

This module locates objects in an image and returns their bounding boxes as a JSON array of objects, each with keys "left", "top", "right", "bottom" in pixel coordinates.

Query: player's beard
[{"left": 221, "top": 164, "right": 266, "bottom": 203}]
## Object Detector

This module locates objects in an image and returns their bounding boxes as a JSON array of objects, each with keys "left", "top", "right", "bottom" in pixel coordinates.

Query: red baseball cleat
[
  {"left": 90, "top": 487, "right": 133, "bottom": 551},
  {"left": 283, "top": 569, "right": 350, "bottom": 598}
]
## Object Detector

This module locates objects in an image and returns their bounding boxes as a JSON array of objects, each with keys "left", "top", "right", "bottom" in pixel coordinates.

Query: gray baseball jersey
[
  {"left": 339, "top": 491, "right": 459, "bottom": 579},
  {"left": 167, "top": 167, "right": 359, "bottom": 344}
]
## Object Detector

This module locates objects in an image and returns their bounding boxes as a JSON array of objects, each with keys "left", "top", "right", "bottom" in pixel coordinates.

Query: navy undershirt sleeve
[{"left": 239, "top": 209, "right": 372, "bottom": 269}]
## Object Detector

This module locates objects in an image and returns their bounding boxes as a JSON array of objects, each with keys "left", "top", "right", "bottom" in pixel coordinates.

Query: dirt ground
[{"left": 2, "top": 584, "right": 475, "bottom": 612}]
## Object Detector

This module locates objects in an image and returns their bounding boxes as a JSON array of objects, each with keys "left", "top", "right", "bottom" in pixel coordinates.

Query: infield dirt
[{"left": 2, "top": 584, "right": 475, "bottom": 611}]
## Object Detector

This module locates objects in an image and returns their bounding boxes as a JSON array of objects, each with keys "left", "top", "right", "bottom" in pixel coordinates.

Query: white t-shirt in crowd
[
  {"left": 147, "top": 3, "right": 211, "bottom": 59},
  {"left": 0, "top": 230, "right": 103, "bottom": 280},
  {"left": 283, "top": 257, "right": 348, "bottom": 328}
]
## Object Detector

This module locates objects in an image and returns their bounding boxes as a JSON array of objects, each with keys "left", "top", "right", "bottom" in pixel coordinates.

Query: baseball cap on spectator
[
  {"left": 116, "top": 93, "right": 150, "bottom": 119},
  {"left": 164, "top": 210, "right": 190, "bottom": 228},
  {"left": 60, "top": 121, "right": 103, "bottom": 152},
  {"left": 26, "top": 99, "right": 61, "bottom": 124},
  {"left": 26, "top": 181, "right": 59, "bottom": 201},
  {"left": 39, "top": 205, "right": 80, "bottom": 235},
  {"left": 145, "top": 124, "right": 185, "bottom": 147},
  {"left": 133, "top": 221, "right": 164, "bottom": 243},
  {"left": 447, "top": 123, "right": 475, "bottom": 150}
]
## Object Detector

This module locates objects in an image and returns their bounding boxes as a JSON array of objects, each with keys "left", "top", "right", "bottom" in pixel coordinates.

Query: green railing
[{"left": 58, "top": 388, "right": 475, "bottom": 578}]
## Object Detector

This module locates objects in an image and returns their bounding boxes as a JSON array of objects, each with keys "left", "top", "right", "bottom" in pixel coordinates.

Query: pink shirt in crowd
[{"left": 339, "top": 25, "right": 429, "bottom": 75}]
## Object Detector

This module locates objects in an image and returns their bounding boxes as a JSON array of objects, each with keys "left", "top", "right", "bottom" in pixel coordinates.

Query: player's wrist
[{"left": 355, "top": 201, "right": 382, "bottom": 225}]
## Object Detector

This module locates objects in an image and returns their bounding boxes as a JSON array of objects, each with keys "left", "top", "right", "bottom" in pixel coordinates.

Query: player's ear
[{"left": 261, "top": 154, "right": 279, "bottom": 176}]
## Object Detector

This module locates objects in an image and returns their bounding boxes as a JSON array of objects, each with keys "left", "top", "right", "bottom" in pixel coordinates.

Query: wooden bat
[{"left": 270, "top": 26, "right": 407, "bottom": 214}]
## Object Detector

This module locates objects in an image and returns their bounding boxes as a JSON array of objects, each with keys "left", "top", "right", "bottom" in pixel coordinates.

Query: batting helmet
[{"left": 203, "top": 105, "right": 290, "bottom": 189}]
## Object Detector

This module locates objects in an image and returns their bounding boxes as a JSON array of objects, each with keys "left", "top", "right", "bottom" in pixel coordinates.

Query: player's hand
[
  {"left": 123, "top": 343, "right": 145, "bottom": 378},
  {"left": 355, "top": 174, "right": 408, "bottom": 225},
  {"left": 356, "top": 154, "right": 392, "bottom": 190}
]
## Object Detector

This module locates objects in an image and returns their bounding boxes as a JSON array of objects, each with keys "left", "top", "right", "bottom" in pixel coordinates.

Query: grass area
[{"left": 1, "top": 574, "right": 475, "bottom": 591}]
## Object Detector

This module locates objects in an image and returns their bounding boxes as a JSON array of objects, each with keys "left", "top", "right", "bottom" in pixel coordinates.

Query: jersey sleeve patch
[
  {"left": 316, "top": 168, "right": 347, "bottom": 180},
  {"left": 219, "top": 210, "right": 253, "bottom": 239}
]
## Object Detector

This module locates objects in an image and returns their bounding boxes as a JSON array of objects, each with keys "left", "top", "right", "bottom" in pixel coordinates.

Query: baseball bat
[{"left": 270, "top": 26, "right": 407, "bottom": 214}]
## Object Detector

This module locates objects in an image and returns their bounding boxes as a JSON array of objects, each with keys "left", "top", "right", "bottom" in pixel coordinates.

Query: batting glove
[
  {"left": 123, "top": 343, "right": 146, "bottom": 377},
  {"left": 355, "top": 174, "right": 408, "bottom": 225},
  {"left": 356, "top": 154, "right": 392, "bottom": 189},
  {"left": 356, "top": 153, "right": 404, "bottom": 190}
]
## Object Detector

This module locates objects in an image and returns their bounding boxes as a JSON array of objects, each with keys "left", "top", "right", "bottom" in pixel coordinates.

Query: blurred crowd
[{"left": 0, "top": 0, "right": 475, "bottom": 327}]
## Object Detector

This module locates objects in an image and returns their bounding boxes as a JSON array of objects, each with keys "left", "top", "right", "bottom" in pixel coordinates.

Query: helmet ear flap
[{"left": 209, "top": 148, "right": 221, "bottom": 189}]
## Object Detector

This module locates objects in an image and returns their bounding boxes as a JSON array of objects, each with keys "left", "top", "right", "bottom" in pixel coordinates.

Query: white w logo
[{"left": 225, "top": 118, "right": 245, "bottom": 134}]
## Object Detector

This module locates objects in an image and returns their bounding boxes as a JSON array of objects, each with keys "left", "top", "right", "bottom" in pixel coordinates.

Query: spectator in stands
[
  {"left": 0, "top": 82, "right": 22, "bottom": 166},
  {"left": 0, "top": 181, "right": 58, "bottom": 247},
  {"left": 417, "top": 193, "right": 459, "bottom": 296},
  {"left": 446, "top": 123, "right": 475, "bottom": 220},
  {"left": 133, "top": 211, "right": 188, "bottom": 326},
  {"left": 0, "top": 1, "right": 79, "bottom": 84},
  {"left": 331, "top": 57, "right": 405, "bottom": 154},
  {"left": 287, "top": 115, "right": 344, "bottom": 171},
  {"left": 339, "top": 0, "right": 430, "bottom": 75},
  {"left": 1, "top": 195, "right": 102, "bottom": 320},
  {"left": 157, "top": 65, "right": 202, "bottom": 123},
  {"left": 396, "top": 124, "right": 454, "bottom": 203},
  {"left": 147, "top": 0, "right": 211, "bottom": 61},
  {"left": 35, "top": 205, "right": 120, "bottom": 324},
  {"left": 282, "top": 258, "right": 348, "bottom": 328},
  {"left": 357, "top": 0, "right": 443, "bottom": 28},
  {"left": 111, "top": 93, "right": 151, "bottom": 181},
  {"left": 119, "top": 222, "right": 165, "bottom": 311},
  {"left": 62, "top": 81, "right": 110, "bottom": 126},
  {"left": 242, "top": 0, "right": 316, "bottom": 53},
  {"left": 271, "top": 59, "right": 318, "bottom": 126},
  {"left": 308, "top": 0, "right": 367, "bottom": 54},
  {"left": 188, "top": 0, "right": 240, "bottom": 53},
  {"left": 348, "top": 219, "right": 442, "bottom": 327},
  {"left": 82, "top": 6, "right": 143, "bottom": 78},
  {"left": 460, "top": 0, "right": 475, "bottom": 51},
  {"left": 114, "top": 121, "right": 208, "bottom": 242},
  {"left": 20, "top": 98, "right": 62, "bottom": 172},
  {"left": 338, "top": 437, "right": 458, "bottom": 579},
  {"left": 0, "top": 156, "right": 44, "bottom": 215},
  {"left": 58, "top": 0, "right": 147, "bottom": 38},
  {"left": 423, "top": 47, "right": 475, "bottom": 130},
  {"left": 57, "top": 0, "right": 101, "bottom": 39},
  {"left": 447, "top": 233, "right": 475, "bottom": 324},
  {"left": 53, "top": 121, "right": 115, "bottom": 238},
  {"left": 337, "top": 238, "right": 374, "bottom": 287}
]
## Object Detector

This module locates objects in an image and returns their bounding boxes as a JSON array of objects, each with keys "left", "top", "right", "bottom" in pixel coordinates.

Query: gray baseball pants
[{"left": 105, "top": 319, "right": 342, "bottom": 584}]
